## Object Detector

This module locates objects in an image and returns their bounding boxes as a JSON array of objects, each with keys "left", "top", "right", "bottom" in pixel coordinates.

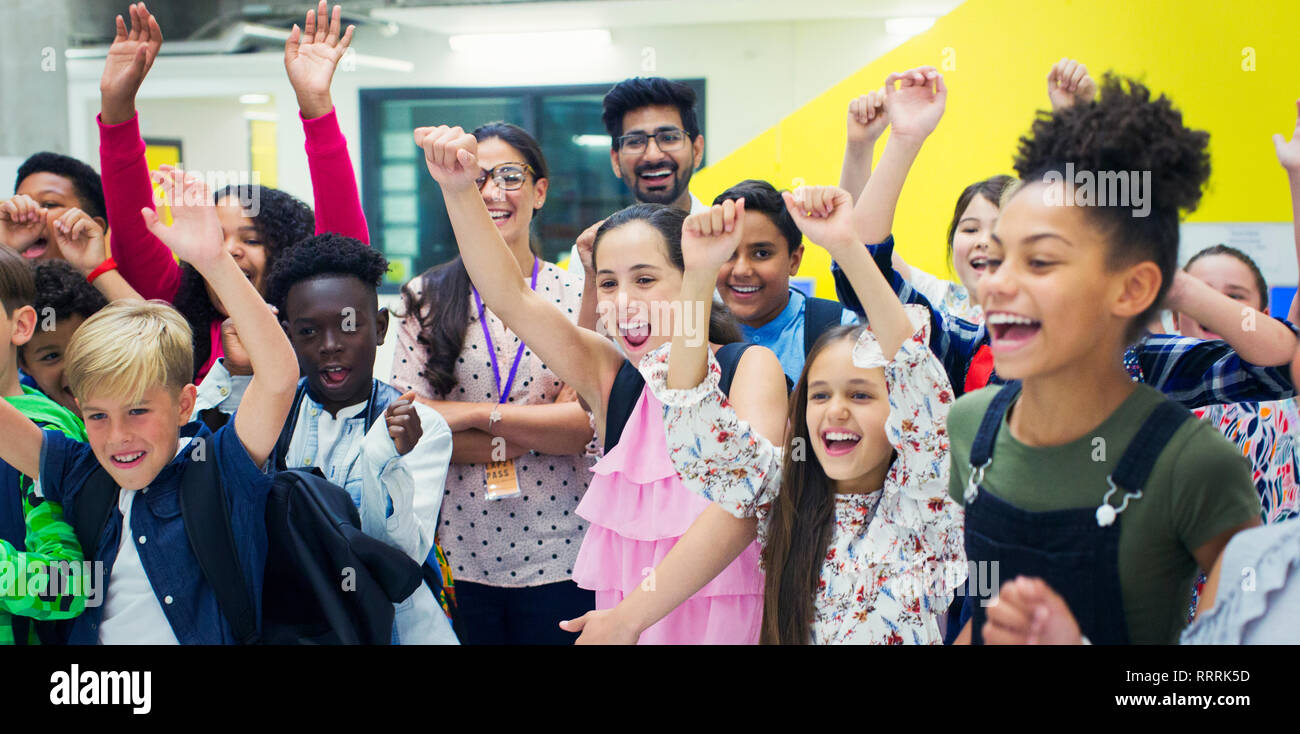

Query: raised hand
[
  {"left": 0, "top": 195, "right": 48, "bottom": 251},
  {"left": 414, "top": 125, "right": 480, "bottom": 192},
  {"left": 1047, "top": 58, "right": 1096, "bottom": 111},
  {"left": 847, "top": 89, "right": 889, "bottom": 145},
  {"left": 141, "top": 166, "right": 224, "bottom": 271},
  {"left": 386, "top": 391, "right": 424, "bottom": 455},
  {"left": 100, "top": 2, "right": 163, "bottom": 125},
  {"left": 51, "top": 208, "right": 107, "bottom": 274},
  {"left": 783, "top": 185, "right": 857, "bottom": 255},
  {"left": 575, "top": 218, "right": 605, "bottom": 276},
  {"left": 284, "top": 0, "right": 356, "bottom": 119},
  {"left": 885, "top": 66, "right": 946, "bottom": 141},
  {"left": 681, "top": 198, "right": 746, "bottom": 274},
  {"left": 1274, "top": 100, "right": 1300, "bottom": 172}
]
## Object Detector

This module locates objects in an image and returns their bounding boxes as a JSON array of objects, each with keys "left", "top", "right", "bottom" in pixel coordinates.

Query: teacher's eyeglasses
[{"left": 475, "top": 163, "right": 536, "bottom": 192}]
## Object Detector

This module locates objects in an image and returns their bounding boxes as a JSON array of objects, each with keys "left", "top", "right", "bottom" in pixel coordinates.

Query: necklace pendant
[{"left": 489, "top": 407, "right": 502, "bottom": 425}]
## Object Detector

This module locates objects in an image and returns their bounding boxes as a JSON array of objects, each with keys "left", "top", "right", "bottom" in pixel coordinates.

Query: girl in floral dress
[
  {"left": 566, "top": 183, "right": 965, "bottom": 644},
  {"left": 415, "top": 124, "right": 789, "bottom": 644}
]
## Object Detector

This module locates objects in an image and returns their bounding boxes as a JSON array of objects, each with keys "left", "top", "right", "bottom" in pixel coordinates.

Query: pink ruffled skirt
[{"left": 572, "top": 388, "right": 763, "bottom": 644}]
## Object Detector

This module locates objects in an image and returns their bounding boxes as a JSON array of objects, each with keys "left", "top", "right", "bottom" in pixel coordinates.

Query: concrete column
[{"left": 0, "top": 0, "right": 71, "bottom": 159}]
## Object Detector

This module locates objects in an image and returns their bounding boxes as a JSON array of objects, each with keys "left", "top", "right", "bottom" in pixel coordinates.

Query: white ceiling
[{"left": 373, "top": 0, "right": 963, "bottom": 34}]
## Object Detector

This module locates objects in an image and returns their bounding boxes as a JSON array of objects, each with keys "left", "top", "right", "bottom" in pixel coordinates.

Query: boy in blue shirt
[
  {"left": 0, "top": 166, "right": 299, "bottom": 644},
  {"left": 712, "top": 179, "right": 858, "bottom": 383}
]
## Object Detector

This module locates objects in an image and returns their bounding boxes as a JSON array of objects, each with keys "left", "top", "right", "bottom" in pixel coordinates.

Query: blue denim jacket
[{"left": 37, "top": 421, "right": 271, "bottom": 644}]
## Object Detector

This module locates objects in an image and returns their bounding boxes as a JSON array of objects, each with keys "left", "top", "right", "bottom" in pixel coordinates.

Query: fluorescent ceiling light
[
  {"left": 884, "top": 17, "right": 936, "bottom": 35},
  {"left": 239, "top": 93, "right": 271, "bottom": 104},
  {"left": 571, "top": 134, "right": 612, "bottom": 147},
  {"left": 449, "top": 29, "right": 611, "bottom": 55}
]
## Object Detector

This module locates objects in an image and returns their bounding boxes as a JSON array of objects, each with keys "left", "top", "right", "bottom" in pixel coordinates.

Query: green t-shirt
[{"left": 948, "top": 383, "right": 1259, "bottom": 644}]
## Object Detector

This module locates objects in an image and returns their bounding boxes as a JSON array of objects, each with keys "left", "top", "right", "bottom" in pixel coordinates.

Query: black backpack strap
[
  {"left": 715, "top": 342, "right": 758, "bottom": 398},
  {"left": 969, "top": 380, "right": 1022, "bottom": 468},
  {"left": 69, "top": 468, "right": 121, "bottom": 563},
  {"left": 178, "top": 445, "right": 259, "bottom": 644},
  {"left": 602, "top": 360, "right": 645, "bottom": 455},
  {"left": 1110, "top": 401, "right": 1192, "bottom": 492},
  {"left": 803, "top": 297, "right": 846, "bottom": 355},
  {"left": 271, "top": 381, "right": 310, "bottom": 472}
]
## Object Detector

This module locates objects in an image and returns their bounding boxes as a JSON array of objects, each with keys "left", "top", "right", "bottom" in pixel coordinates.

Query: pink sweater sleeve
[
  {"left": 98, "top": 113, "right": 182, "bottom": 302},
  {"left": 302, "top": 108, "right": 370, "bottom": 244}
]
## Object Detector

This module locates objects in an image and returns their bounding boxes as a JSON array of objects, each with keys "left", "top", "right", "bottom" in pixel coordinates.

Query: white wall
[{"left": 65, "top": 15, "right": 927, "bottom": 206}]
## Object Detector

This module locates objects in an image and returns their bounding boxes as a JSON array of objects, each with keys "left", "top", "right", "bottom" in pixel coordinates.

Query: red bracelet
[{"left": 86, "top": 257, "right": 118, "bottom": 284}]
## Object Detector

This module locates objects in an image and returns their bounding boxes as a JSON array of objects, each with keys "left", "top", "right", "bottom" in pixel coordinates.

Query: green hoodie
[{"left": 1, "top": 386, "right": 88, "bottom": 644}]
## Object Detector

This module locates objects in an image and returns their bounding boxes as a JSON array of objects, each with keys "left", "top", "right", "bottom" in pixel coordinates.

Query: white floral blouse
[{"left": 641, "top": 305, "right": 966, "bottom": 644}]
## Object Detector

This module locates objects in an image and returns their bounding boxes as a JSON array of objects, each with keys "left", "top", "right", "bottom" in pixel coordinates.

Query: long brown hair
[
  {"left": 401, "top": 122, "right": 549, "bottom": 396},
  {"left": 761, "top": 323, "right": 868, "bottom": 644}
]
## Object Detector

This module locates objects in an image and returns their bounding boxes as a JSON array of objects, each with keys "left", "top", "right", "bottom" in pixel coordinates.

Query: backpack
[
  {"left": 65, "top": 449, "right": 424, "bottom": 645},
  {"left": 803, "top": 296, "right": 847, "bottom": 355},
  {"left": 272, "top": 378, "right": 458, "bottom": 623},
  {"left": 604, "top": 342, "right": 757, "bottom": 454}
]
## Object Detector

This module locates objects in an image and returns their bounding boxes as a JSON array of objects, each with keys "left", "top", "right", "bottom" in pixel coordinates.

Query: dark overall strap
[
  {"left": 178, "top": 445, "right": 259, "bottom": 644},
  {"left": 366, "top": 380, "right": 403, "bottom": 431},
  {"left": 969, "top": 380, "right": 1022, "bottom": 467},
  {"left": 602, "top": 361, "right": 645, "bottom": 455},
  {"left": 271, "top": 380, "right": 311, "bottom": 472},
  {"left": 68, "top": 469, "right": 121, "bottom": 567},
  {"left": 1110, "top": 401, "right": 1192, "bottom": 492},
  {"left": 802, "top": 297, "right": 845, "bottom": 355},
  {"left": 715, "top": 342, "right": 757, "bottom": 397}
]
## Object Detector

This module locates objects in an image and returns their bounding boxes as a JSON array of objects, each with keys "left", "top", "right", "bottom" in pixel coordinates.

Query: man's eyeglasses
[
  {"left": 475, "top": 163, "right": 536, "bottom": 192},
  {"left": 615, "top": 128, "right": 688, "bottom": 154}
]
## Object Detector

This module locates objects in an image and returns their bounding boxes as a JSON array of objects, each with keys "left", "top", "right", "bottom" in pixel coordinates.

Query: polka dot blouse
[{"left": 392, "top": 261, "right": 595, "bottom": 587}]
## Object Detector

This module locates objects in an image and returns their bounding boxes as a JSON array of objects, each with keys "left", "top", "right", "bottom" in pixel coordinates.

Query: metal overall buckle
[{"left": 964, "top": 459, "right": 991, "bottom": 504}]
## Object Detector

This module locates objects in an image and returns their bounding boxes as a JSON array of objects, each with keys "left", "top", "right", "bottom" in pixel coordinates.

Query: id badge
[{"left": 485, "top": 459, "right": 521, "bottom": 500}]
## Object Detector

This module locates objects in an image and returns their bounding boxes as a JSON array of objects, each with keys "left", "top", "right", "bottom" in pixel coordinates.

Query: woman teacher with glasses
[{"left": 394, "top": 122, "right": 599, "bottom": 645}]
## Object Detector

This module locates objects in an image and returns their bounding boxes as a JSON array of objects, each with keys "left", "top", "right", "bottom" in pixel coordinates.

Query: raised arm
[
  {"left": 791, "top": 185, "right": 912, "bottom": 357},
  {"left": 142, "top": 167, "right": 298, "bottom": 465},
  {"left": 285, "top": 1, "right": 369, "bottom": 242},
  {"left": 851, "top": 67, "right": 945, "bottom": 246},
  {"left": 1167, "top": 269, "right": 1296, "bottom": 366},
  {"left": 1274, "top": 100, "right": 1300, "bottom": 324},
  {"left": 561, "top": 201, "right": 789, "bottom": 644},
  {"left": 839, "top": 90, "right": 888, "bottom": 205},
  {"left": 415, "top": 125, "right": 625, "bottom": 420},
  {"left": 97, "top": 2, "right": 181, "bottom": 302}
]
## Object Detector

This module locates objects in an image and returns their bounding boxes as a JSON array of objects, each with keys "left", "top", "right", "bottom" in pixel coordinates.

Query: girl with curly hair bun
[{"left": 947, "top": 73, "right": 1267, "bottom": 645}]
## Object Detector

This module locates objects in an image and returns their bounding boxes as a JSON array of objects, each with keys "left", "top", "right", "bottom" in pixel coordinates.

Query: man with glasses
[{"left": 568, "top": 77, "right": 707, "bottom": 281}]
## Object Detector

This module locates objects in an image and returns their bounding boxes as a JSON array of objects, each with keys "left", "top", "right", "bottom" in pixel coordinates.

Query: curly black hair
[
  {"left": 15, "top": 152, "right": 106, "bottom": 220},
  {"left": 266, "top": 232, "right": 388, "bottom": 316},
  {"left": 32, "top": 260, "right": 108, "bottom": 323},
  {"left": 1013, "top": 73, "right": 1211, "bottom": 333},
  {"left": 173, "top": 185, "right": 315, "bottom": 376},
  {"left": 602, "top": 77, "right": 701, "bottom": 142}
]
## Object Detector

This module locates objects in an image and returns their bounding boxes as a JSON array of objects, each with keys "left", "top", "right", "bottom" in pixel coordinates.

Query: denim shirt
[{"left": 37, "top": 421, "right": 271, "bottom": 645}]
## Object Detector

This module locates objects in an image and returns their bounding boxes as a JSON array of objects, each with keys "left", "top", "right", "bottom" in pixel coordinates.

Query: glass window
[{"left": 360, "top": 82, "right": 706, "bottom": 290}]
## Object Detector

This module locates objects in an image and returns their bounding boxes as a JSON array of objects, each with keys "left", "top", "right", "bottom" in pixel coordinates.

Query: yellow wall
[{"left": 689, "top": 0, "right": 1300, "bottom": 297}]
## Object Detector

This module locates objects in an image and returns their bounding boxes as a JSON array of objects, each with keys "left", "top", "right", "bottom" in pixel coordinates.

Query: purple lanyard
[{"left": 472, "top": 256, "right": 540, "bottom": 405}]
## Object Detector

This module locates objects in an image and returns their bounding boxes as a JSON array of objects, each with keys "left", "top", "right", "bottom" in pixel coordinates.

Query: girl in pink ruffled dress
[{"left": 415, "top": 125, "right": 787, "bottom": 643}]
